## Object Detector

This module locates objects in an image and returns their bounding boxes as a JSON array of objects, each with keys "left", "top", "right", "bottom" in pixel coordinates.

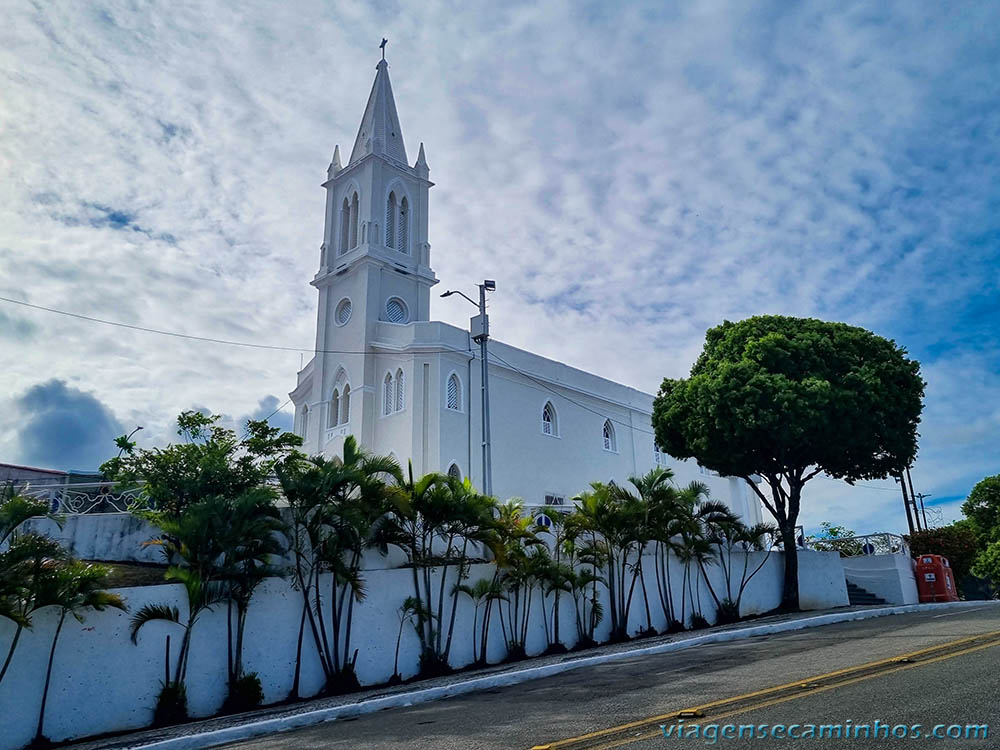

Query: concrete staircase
[{"left": 846, "top": 581, "right": 888, "bottom": 606}]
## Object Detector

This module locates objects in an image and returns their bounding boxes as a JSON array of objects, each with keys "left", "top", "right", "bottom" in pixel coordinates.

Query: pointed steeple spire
[
  {"left": 349, "top": 58, "right": 408, "bottom": 166},
  {"left": 328, "top": 144, "right": 342, "bottom": 178},
  {"left": 414, "top": 142, "right": 429, "bottom": 179}
]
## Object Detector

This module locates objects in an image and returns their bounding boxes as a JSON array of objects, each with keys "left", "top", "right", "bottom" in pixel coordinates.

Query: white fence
[{"left": 0, "top": 548, "right": 847, "bottom": 749}]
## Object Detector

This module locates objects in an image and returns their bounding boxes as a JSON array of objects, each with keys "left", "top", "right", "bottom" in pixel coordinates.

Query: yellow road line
[
  {"left": 583, "top": 638, "right": 1000, "bottom": 750},
  {"left": 530, "top": 629, "right": 1000, "bottom": 750}
]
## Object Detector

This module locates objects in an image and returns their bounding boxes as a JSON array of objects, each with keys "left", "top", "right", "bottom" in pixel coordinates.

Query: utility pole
[
  {"left": 897, "top": 472, "right": 916, "bottom": 536},
  {"left": 441, "top": 280, "right": 496, "bottom": 496},
  {"left": 905, "top": 467, "right": 928, "bottom": 530},
  {"left": 473, "top": 281, "right": 494, "bottom": 497}
]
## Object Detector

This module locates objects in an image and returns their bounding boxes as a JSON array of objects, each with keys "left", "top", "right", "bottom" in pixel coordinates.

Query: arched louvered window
[
  {"left": 395, "top": 368, "right": 405, "bottom": 411},
  {"left": 339, "top": 198, "right": 350, "bottom": 254},
  {"left": 542, "top": 402, "right": 557, "bottom": 436},
  {"left": 340, "top": 384, "right": 351, "bottom": 425},
  {"left": 447, "top": 463, "right": 462, "bottom": 480},
  {"left": 383, "top": 373, "right": 394, "bottom": 416},
  {"left": 385, "top": 192, "right": 396, "bottom": 248},
  {"left": 446, "top": 373, "right": 461, "bottom": 411},
  {"left": 301, "top": 404, "right": 310, "bottom": 437},
  {"left": 329, "top": 389, "right": 340, "bottom": 429},
  {"left": 398, "top": 197, "right": 408, "bottom": 253},
  {"left": 603, "top": 419, "right": 617, "bottom": 452},
  {"left": 349, "top": 192, "right": 359, "bottom": 248}
]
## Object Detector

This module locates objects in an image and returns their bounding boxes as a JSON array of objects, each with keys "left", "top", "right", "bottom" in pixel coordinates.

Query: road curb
[{"left": 135, "top": 600, "right": 1000, "bottom": 750}]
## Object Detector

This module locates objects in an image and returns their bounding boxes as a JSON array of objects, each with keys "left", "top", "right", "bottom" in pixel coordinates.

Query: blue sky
[{"left": 0, "top": 1, "right": 997, "bottom": 534}]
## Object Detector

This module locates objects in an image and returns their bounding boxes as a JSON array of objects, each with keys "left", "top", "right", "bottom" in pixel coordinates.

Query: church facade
[{"left": 289, "top": 58, "right": 763, "bottom": 525}]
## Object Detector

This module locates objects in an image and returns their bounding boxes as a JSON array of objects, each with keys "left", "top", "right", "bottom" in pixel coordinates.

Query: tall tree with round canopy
[{"left": 652, "top": 316, "right": 924, "bottom": 610}]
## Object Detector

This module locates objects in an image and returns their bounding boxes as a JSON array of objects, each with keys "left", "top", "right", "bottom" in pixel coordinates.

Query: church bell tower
[{"left": 302, "top": 53, "right": 437, "bottom": 454}]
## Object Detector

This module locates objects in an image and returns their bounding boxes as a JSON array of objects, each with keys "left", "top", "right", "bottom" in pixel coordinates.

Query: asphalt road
[{"left": 220, "top": 607, "right": 1000, "bottom": 750}]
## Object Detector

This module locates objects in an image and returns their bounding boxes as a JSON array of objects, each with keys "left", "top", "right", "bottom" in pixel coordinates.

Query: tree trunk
[
  {"left": 779, "top": 520, "right": 800, "bottom": 610},
  {"left": 0, "top": 623, "right": 24, "bottom": 685},
  {"left": 443, "top": 540, "right": 469, "bottom": 661},
  {"left": 35, "top": 610, "right": 66, "bottom": 744},
  {"left": 226, "top": 599, "right": 234, "bottom": 687},
  {"left": 290, "top": 604, "right": 306, "bottom": 699}
]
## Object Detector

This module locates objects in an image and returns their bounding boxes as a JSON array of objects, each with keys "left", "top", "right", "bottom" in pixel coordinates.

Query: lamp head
[
  {"left": 440, "top": 291, "right": 454, "bottom": 298},
  {"left": 483, "top": 279, "right": 496, "bottom": 292}
]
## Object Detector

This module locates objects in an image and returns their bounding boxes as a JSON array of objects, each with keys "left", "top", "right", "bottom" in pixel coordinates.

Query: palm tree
[
  {"left": 277, "top": 440, "right": 402, "bottom": 694},
  {"left": 0, "top": 533, "right": 67, "bottom": 685},
  {"left": 573, "top": 482, "right": 645, "bottom": 641},
  {"left": 609, "top": 467, "right": 677, "bottom": 636},
  {"left": 326, "top": 438, "right": 402, "bottom": 689},
  {"left": 276, "top": 451, "right": 340, "bottom": 694},
  {"left": 390, "top": 596, "right": 432, "bottom": 683},
  {"left": 453, "top": 578, "right": 503, "bottom": 665},
  {"left": 564, "top": 494, "right": 607, "bottom": 645},
  {"left": 130, "top": 564, "right": 225, "bottom": 690},
  {"left": 440, "top": 478, "right": 497, "bottom": 664},
  {"left": 33, "top": 560, "right": 126, "bottom": 746},
  {"left": 375, "top": 465, "right": 452, "bottom": 673},
  {"left": 217, "top": 488, "right": 287, "bottom": 705},
  {"left": 705, "top": 518, "right": 777, "bottom": 622},
  {"left": 129, "top": 497, "right": 231, "bottom": 699},
  {"left": 1, "top": 481, "right": 66, "bottom": 684}
]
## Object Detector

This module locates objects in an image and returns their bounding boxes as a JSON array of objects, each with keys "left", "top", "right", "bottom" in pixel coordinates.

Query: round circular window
[
  {"left": 385, "top": 297, "right": 409, "bottom": 324},
  {"left": 335, "top": 298, "right": 352, "bottom": 326}
]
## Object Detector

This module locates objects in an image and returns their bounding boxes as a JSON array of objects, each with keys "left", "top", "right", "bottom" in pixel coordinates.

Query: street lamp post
[{"left": 441, "top": 280, "right": 495, "bottom": 496}]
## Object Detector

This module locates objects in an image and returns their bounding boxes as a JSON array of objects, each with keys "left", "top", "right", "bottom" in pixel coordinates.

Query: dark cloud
[
  {"left": 184, "top": 396, "right": 294, "bottom": 436},
  {"left": 12, "top": 379, "right": 125, "bottom": 471},
  {"left": 244, "top": 395, "right": 294, "bottom": 433},
  {"left": 0, "top": 310, "right": 38, "bottom": 341}
]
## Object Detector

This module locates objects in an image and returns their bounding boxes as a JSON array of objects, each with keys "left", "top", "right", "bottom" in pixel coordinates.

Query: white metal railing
[
  {"left": 811, "top": 532, "right": 910, "bottom": 558},
  {"left": 18, "top": 481, "right": 148, "bottom": 515}
]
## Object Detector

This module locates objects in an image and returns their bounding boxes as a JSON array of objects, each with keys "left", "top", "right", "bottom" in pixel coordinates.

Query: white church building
[{"left": 290, "top": 57, "right": 763, "bottom": 525}]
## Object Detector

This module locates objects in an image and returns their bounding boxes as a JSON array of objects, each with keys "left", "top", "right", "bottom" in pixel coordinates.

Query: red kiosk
[{"left": 914, "top": 554, "right": 960, "bottom": 603}]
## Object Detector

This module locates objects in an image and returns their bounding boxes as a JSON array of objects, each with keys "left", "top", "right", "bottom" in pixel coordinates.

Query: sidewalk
[{"left": 65, "top": 600, "right": 999, "bottom": 750}]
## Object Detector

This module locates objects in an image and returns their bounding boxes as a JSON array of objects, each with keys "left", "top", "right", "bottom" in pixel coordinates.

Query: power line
[
  {"left": 487, "top": 350, "right": 917, "bottom": 496},
  {"left": 4, "top": 295, "right": 919, "bottom": 497},
  {"left": 486, "top": 348, "right": 659, "bottom": 438},
  {"left": 0, "top": 295, "right": 460, "bottom": 357}
]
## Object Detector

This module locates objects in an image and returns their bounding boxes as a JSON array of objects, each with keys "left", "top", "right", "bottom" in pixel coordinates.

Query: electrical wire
[
  {"left": 486, "top": 348, "right": 907, "bottom": 493},
  {"left": 2, "top": 295, "right": 913, "bottom": 494},
  {"left": 0, "top": 295, "right": 460, "bottom": 357},
  {"left": 485, "top": 348, "right": 659, "bottom": 437}
]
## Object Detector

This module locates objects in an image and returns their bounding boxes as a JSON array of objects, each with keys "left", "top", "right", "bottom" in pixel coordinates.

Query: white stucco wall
[
  {"left": 796, "top": 550, "right": 850, "bottom": 610},
  {"left": 842, "top": 554, "right": 919, "bottom": 605},
  {"left": 0, "top": 547, "right": 846, "bottom": 749},
  {"left": 21, "top": 514, "right": 163, "bottom": 564}
]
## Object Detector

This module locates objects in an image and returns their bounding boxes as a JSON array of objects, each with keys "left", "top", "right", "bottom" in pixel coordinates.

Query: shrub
[
  {"left": 907, "top": 524, "right": 980, "bottom": 585},
  {"left": 153, "top": 682, "right": 188, "bottom": 726},
  {"left": 715, "top": 598, "right": 741, "bottom": 625},
  {"left": 221, "top": 673, "right": 264, "bottom": 714},
  {"left": 690, "top": 613, "right": 712, "bottom": 630}
]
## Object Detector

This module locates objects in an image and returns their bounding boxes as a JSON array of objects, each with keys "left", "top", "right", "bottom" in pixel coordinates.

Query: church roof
[{"left": 349, "top": 59, "right": 408, "bottom": 166}]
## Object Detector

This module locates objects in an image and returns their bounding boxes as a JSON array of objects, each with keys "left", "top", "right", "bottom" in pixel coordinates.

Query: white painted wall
[
  {"left": 842, "top": 554, "right": 919, "bottom": 605},
  {"left": 0, "top": 547, "right": 846, "bottom": 749},
  {"left": 21, "top": 514, "right": 163, "bottom": 564}
]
